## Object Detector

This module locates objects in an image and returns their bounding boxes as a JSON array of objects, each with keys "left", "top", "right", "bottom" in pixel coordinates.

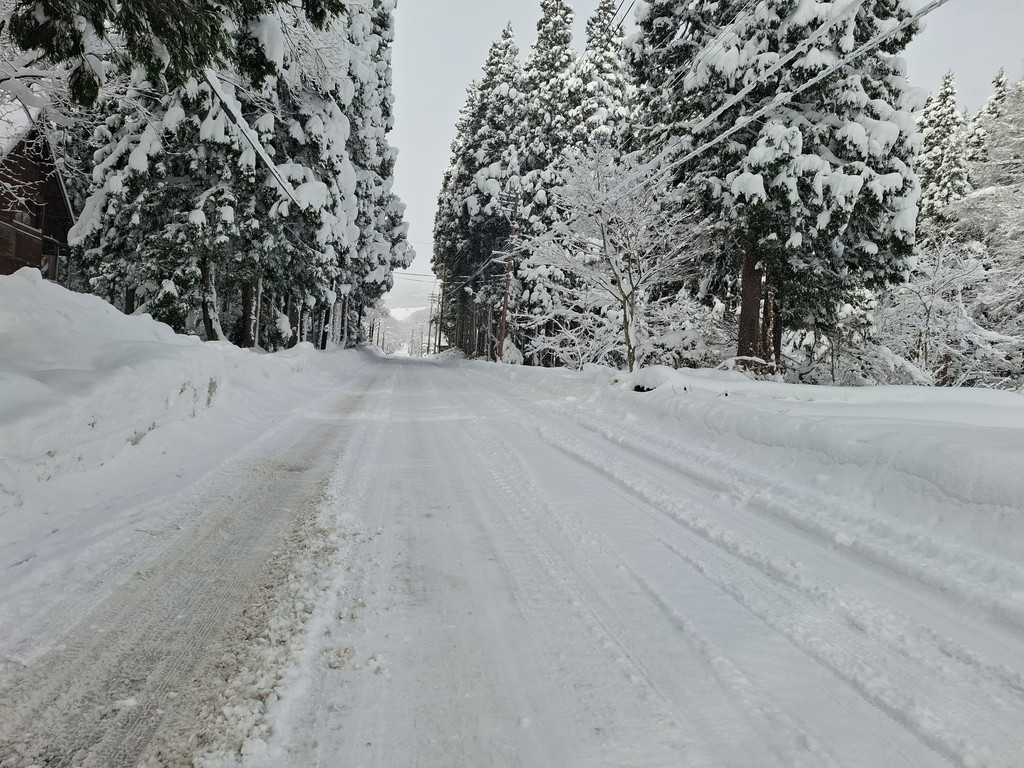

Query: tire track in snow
[
  {"left": 461, "top": 367, "right": 1024, "bottom": 749},
  {"left": 448, "top": 364, "right": 953, "bottom": 765},
  {"left": 456, "top": 422, "right": 721, "bottom": 767},
  {"left": 544, "top": 409, "right": 1024, "bottom": 703},
  {"left": 258, "top": 363, "right": 564, "bottom": 768},
  {"left": 563, "top": 402, "right": 1024, "bottom": 633},
  {"left": 462, "top": 417, "right": 863, "bottom": 768},
  {"left": 0, "top": 387, "right": 374, "bottom": 768},
  {"left": 539, "top": 424, "right": 1021, "bottom": 768},
  {"left": 433, "top": 370, "right": 842, "bottom": 767}
]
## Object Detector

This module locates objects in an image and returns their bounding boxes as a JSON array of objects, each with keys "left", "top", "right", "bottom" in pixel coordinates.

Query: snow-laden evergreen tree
[
  {"left": 966, "top": 69, "right": 1009, "bottom": 172},
  {"left": 466, "top": 25, "right": 524, "bottom": 258},
  {"left": 71, "top": 74, "right": 249, "bottom": 335},
  {"left": 956, "top": 77, "right": 1024, "bottom": 366},
  {"left": 340, "top": 0, "right": 413, "bottom": 347},
  {"left": 507, "top": 0, "right": 588, "bottom": 363},
  {"left": 624, "top": 0, "right": 702, "bottom": 155},
  {"left": 432, "top": 83, "right": 481, "bottom": 352},
  {"left": 515, "top": 0, "right": 581, "bottom": 231},
  {"left": 70, "top": 1, "right": 408, "bottom": 347},
  {"left": 6, "top": 0, "right": 346, "bottom": 104},
  {"left": 969, "top": 72, "right": 1022, "bottom": 189},
  {"left": 917, "top": 72, "right": 970, "bottom": 231},
  {"left": 568, "top": 0, "right": 633, "bottom": 149},
  {"left": 462, "top": 26, "right": 526, "bottom": 358},
  {"left": 432, "top": 26, "right": 525, "bottom": 357},
  {"left": 629, "top": 0, "right": 925, "bottom": 369}
]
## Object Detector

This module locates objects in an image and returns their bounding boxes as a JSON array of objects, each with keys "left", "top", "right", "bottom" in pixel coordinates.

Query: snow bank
[
  {"left": 471, "top": 360, "right": 1024, "bottom": 564},
  {"left": 0, "top": 270, "right": 228, "bottom": 493},
  {"left": 0, "top": 269, "right": 346, "bottom": 508}
]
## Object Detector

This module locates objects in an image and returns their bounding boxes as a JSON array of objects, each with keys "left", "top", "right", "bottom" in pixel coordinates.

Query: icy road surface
[{"left": 3, "top": 353, "right": 1024, "bottom": 767}]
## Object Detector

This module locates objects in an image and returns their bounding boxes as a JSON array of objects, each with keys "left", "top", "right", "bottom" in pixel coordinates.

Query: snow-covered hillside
[{"left": 2, "top": 271, "right": 1024, "bottom": 767}]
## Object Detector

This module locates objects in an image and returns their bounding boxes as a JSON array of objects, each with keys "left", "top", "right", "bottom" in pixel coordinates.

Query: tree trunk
[
  {"left": 241, "top": 279, "right": 258, "bottom": 348},
  {"left": 772, "top": 300, "right": 783, "bottom": 368},
  {"left": 200, "top": 259, "right": 222, "bottom": 341},
  {"left": 437, "top": 283, "right": 445, "bottom": 352},
  {"left": 124, "top": 287, "right": 136, "bottom": 316},
  {"left": 254, "top": 277, "right": 263, "bottom": 348},
  {"left": 287, "top": 298, "right": 301, "bottom": 348},
  {"left": 63, "top": 250, "right": 74, "bottom": 288},
  {"left": 341, "top": 295, "right": 350, "bottom": 349},
  {"left": 760, "top": 284, "right": 783, "bottom": 368},
  {"left": 621, "top": 296, "right": 637, "bottom": 372},
  {"left": 319, "top": 303, "right": 332, "bottom": 349},
  {"left": 737, "top": 244, "right": 763, "bottom": 360}
]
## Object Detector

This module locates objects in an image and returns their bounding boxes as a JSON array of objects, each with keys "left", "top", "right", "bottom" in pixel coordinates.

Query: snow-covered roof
[{"left": 0, "top": 97, "right": 38, "bottom": 160}]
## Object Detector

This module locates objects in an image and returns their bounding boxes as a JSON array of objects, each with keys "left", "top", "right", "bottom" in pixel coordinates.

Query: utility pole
[
  {"left": 436, "top": 282, "right": 445, "bottom": 352},
  {"left": 427, "top": 292, "right": 437, "bottom": 354},
  {"left": 496, "top": 192, "right": 519, "bottom": 363}
]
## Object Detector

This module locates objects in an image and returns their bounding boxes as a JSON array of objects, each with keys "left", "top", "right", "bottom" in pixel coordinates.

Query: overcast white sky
[{"left": 386, "top": 0, "right": 1024, "bottom": 310}]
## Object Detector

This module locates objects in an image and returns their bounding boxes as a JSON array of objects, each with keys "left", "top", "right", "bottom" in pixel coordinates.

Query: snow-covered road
[
  {"left": 258, "top": 356, "right": 1023, "bottom": 768},
  {"left": 3, "top": 349, "right": 1024, "bottom": 767}
]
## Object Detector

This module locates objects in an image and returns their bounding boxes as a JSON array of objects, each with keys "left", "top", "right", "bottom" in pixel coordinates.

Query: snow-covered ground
[{"left": 2, "top": 269, "right": 1024, "bottom": 767}]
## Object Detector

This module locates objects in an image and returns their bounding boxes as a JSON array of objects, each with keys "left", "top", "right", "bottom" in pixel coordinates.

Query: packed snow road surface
[
  {"left": 261, "top": 356, "right": 1024, "bottom": 768},
  {"left": 3, "top": 347, "right": 1024, "bottom": 766},
  {"left": 0, "top": 383, "right": 374, "bottom": 768}
]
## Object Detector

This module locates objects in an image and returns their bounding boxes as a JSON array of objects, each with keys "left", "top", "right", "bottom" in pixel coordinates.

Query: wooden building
[{"left": 0, "top": 102, "right": 74, "bottom": 280}]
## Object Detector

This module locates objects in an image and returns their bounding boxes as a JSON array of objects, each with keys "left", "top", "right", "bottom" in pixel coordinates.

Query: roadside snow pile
[
  {"left": 0, "top": 269, "right": 227, "bottom": 494},
  {"left": 0, "top": 269, "right": 337, "bottom": 508},
  {"left": 473, "top": 360, "right": 1024, "bottom": 564}
]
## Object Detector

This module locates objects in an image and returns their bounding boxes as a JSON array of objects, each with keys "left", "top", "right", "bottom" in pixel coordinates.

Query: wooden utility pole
[
  {"left": 437, "top": 283, "right": 445, "bottom": 351},
  {"left": 497, "top": 253, "right": 513, "bottom": 361}
]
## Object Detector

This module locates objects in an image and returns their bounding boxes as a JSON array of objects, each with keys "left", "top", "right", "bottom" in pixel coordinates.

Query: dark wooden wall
[{"left": 0, "top": 130, "right": 72, "bottom": 279}]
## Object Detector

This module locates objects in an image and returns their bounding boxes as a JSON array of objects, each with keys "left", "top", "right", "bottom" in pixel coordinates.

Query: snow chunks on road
[{"left": 0, "top": 386, "right": 375, "bottom": 768}]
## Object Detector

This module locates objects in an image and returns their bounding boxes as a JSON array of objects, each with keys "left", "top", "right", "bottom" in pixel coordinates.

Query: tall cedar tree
[
  {"left": 917, "top": 72, "right": 970, "bottom": 233},
  {"left": 511, "top": 0, "right": 584, "bottom": 362},
  {"left": 515, "top": 0, "right": 581, "bottom": 232},
  {"left": 432, "top": 83, "right": 481, "bottom": 350},
  {"left": 7, "top": 0, "right": 346, "bottom": 104},
  {"left": 958, "top": 77, "right": 1024, "bottom": 350},
  {"left": 569, "top": 0, "right": 633, "bottom": 149},
  {"left": 969, "top": 71, "right": 1015, "bottom": 188},
  {"left": 342, "top": 0, "right": 414, "bottom": 345},
  {"left": 965, "top": 70, "right": 1008, "bottom": 173},
  {"left": 71, "top": 2, "right": 408, "bottom": 346},
  {"left": 628, "top": 0, "right": 924, "bottom": 367},
  {"left": 626, "top": 0, "right": 705, "bottom": 154},
  {"left": 432, "top": 26, "right": 524, "bottom": 356},
  {"left": 517, "top": 1, "right": 636, "bottom": 365}
]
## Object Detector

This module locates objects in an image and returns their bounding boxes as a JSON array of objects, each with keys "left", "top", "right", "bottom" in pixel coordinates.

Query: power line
[
  {"left": 625, "top": 0, "right": 861, "bottom": 195},
  {"left": 612, "top": 0, "right": 637, "bottom": 28},
  {"left": 658, "top": 0, "right": 768, "bottom": 99},
  {"left": 625, "top": 0, "right": 954, "bottom": 197},
  {"left": 629, "top": 0, "right": 766, "bottom": 155},
  {"left": 391, "top": 275, "right": 437, "bottom": 283},
  {"left": 667, "top": 0, "right": 955, "bottom": 178},
  {"left": 611, "top": 0, "right": 629, "bottom": 24}
]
